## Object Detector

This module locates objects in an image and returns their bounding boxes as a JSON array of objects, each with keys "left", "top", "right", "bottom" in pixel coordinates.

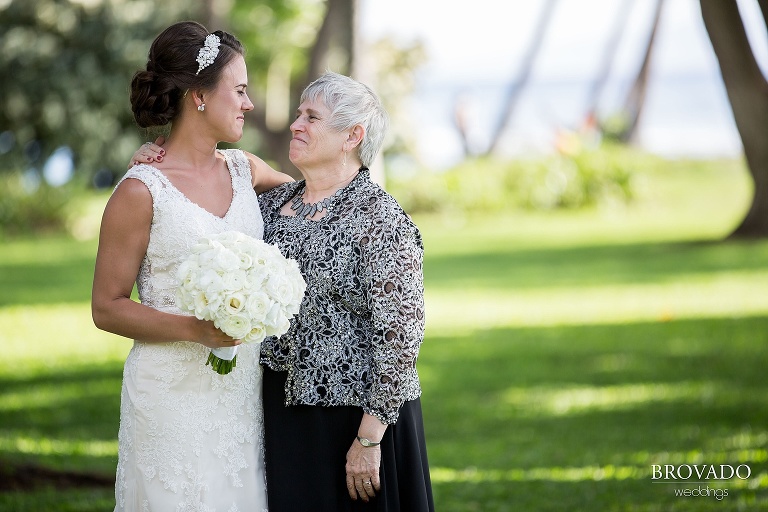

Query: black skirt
[{"left": 263, "top": 368, "right": 435, "bottom": 512}]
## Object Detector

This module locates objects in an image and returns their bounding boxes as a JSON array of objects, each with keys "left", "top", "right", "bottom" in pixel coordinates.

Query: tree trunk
[
  {"left": 584, "top": 0, "right": 634, "bottom": 124},
  {"left": 701, "top": 0, "right": 768, "bottom": 238},
  {"left": 199, "top": 0, "right": 227, "bottom": 32},
  {"left": 246, "top": 0, "right": 355, "bottom": 180},
  {"left": 485, "top": 0, "right": 559, "bottom": 156},
  {"left": 618, "top": 0, "right": 664, "bottom": 143}
]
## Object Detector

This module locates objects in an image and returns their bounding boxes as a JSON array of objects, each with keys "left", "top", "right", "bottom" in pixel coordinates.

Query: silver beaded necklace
[
  {"left": 289, "top": 185, "right": 345, "bottom": 219},
  {"left": 289, "top": 167, "right": 366, "bottom": 219}
]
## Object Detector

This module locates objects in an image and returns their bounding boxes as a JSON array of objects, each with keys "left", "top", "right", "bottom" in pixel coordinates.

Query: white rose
[
  {"left": 264, "top": 302, "right": 284, "bottom": 327},
  {"left": 238, "top": 251, "right": 254, "bottom": 269},
  {"left": 216, "top": 231, "right": 240, "bottom": 245},
  {"left": 175, "top": 288, "right": 192, "bottom": 312},
  {"left": 290, "top": 271, "right": 306, "bottom": 296},
  {"left": 191, "top": 241, "right": 210, "bottom": 255},
  {"left": 244, "top": 324, "right": 267, "bottom": 344},
  {"left": 193, "top": 292, "right": 212, "bottom": 320},
  {"left": 245, "top": 291, "right": 273, "bottom": 321},
  {"left": 216, "top": 313, "right": 252, "bottom": 340},
  {"left": 222, "top": 268, "right": 248, "bottom": 292},
  {"left": 245, "top": 265, "right": 269, "bottom": 289},
  {"left": 262, "top": 258, "right": 282, "bottom": 277},
  {"left": 196, "top": 290, "right": 224, "bottom": 319},
  {"left": 265, "top": 311, "right": 290, "bottom": 336},
  {"left": 211, "top": 244, "right": 241, "bottom": 272},
  {"left": 285, "top": 298, "right": 302, "bottom": 317},
  {"left": 199, "top": 268, "right": 225, "bottom": 294},
  {"left": 223, "top": 292, "right": 246, "bottom": 315},
  {"left": 176, "top": 259, "right": 198, "bottom": 285},
  {"left": 265, "top": 275, "right": 295, "bottom": 305}
]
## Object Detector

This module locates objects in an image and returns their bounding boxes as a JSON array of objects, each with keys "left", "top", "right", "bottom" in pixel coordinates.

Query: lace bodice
[
  {"left": 118, "top": 149, "right": 264, "bottom": 314},
  {"left": 113, "top": 149, "right": 268, "bottom": 511}
]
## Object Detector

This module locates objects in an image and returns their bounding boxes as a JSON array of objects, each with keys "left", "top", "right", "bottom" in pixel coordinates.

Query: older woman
[{"left": 258, "top": 72, "right": 433, "bottom": 511}]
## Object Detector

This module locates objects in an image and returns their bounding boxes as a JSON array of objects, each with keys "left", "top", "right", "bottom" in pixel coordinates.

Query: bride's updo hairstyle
[{"left": 130, "top": 21, "right": 245, "bottom": 128}]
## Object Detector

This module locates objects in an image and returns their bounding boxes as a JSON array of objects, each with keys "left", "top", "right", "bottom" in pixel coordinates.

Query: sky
[{"left": 359, "top": 0, "right": 768, "bottom": 167}]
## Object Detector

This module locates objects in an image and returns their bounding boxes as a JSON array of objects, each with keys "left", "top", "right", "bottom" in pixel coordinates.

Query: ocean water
[{"left": 408, "top": 72, "right": 741, "bottom": 168}]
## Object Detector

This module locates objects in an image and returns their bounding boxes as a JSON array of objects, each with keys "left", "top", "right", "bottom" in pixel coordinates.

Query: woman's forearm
[
  {"left": 357, "top": 413, "right": 388, "bottom": 443},
  {"left": 92, "top": 295, "right": 196, "bottom": 343}
]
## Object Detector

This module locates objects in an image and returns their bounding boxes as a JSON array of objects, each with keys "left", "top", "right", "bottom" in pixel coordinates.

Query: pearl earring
[{"left": 198, "top": 103, "right": 205, "bottom": 112}]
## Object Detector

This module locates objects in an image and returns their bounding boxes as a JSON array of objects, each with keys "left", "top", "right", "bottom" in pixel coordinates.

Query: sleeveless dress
[{"left": 113, "top": 149, "right": 268, "bottom": 512}]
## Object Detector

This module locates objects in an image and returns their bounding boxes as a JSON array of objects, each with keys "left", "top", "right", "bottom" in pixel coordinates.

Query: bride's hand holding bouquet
[{"left": 176, "top": 231, "right": 306, "bottom": 375}]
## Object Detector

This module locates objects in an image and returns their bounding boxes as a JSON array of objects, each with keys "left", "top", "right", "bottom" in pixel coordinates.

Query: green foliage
[
  {"left": 0, "top": 0, "right": 198, "bottom": 181},
  {"left": 229, "top": 0, "right": 323, "bottom": 88},
  {"left": 389, "top": 143, "right": 650, "bottom": 215},
  {"left": 0, "top": 0, "right": 427, "bottom": 184},
  {"left": 0, "top": 173, "right": 74, "bottom": 236}
]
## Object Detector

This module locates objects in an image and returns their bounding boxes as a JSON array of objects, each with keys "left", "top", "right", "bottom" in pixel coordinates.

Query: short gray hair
[{"left": 300, "top": 72, "right": 389, "bottom": 168}]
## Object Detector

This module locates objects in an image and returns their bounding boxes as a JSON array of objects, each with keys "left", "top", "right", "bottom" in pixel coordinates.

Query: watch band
[{"left": 356, "top": 435, "right": 381, "bottom": 447}]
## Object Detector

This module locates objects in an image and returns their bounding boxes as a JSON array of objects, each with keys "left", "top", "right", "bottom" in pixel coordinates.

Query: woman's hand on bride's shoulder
[{"left": 129, "top": 136, "right": 166, "bottom": 168}]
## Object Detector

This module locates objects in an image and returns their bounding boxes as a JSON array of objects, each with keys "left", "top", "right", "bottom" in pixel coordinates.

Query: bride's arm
[
  {"left": 91, "top": 178, "right": 240, "bottom": 348},
  {"left": 126, "top": 139, "right": 293, "bottom": 193},
  {"left": 244, "top": 151, "right": 294, "bottom": 193}
]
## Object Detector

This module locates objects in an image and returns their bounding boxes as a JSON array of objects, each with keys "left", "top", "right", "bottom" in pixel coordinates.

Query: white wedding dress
[{"left": 113, "top": 149, "right": 268, "bottom": 512}]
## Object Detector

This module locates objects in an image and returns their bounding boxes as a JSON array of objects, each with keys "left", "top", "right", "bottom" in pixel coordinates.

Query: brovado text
[{"left": 652, "top": 464, "right": 751, "bottom": 480}]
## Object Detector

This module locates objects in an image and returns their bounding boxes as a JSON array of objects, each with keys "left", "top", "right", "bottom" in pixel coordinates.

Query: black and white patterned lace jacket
[{"left": 258, "top": 169, "right": 425, "bottom": 424}]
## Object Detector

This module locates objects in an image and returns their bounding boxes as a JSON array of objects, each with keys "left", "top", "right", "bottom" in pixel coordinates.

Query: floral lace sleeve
[{"left": 363, "top": 216, "right": 426, "bottom": 424}]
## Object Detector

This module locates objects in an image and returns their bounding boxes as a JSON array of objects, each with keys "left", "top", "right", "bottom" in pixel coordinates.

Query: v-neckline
[{"left": 148, "top": 150, "right": 236, "bottom": 220}]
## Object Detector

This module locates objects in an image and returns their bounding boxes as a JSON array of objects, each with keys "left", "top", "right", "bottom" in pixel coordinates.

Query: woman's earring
[
  {"left": 198, "top": 103, "right": 205, "bottom": 112},
  {"left": 342, "top": 149, "right": 348, "bottom": 168}
]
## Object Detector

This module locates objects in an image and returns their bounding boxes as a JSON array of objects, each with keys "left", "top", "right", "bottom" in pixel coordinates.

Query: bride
[{"left": 91, "top": 21, "right": 290, "bottom": 511}]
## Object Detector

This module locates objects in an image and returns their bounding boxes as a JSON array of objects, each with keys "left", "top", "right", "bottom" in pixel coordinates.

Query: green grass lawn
[{"left": 1, "top": 158, "right": 767, "bottom": 510}]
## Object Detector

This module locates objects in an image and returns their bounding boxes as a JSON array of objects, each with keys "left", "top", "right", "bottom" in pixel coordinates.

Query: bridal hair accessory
[{"left": 195, "top": 34, "right": 221, "bottom": 75}]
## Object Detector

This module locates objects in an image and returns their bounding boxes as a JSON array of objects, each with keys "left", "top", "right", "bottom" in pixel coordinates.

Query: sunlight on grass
[
  {"left": 500, "top": 382, "right": 741, "bottom": 417},
  {"left": 0, "top": 379, "right": 120, "bottom": 411},
  {"left": 425, "top": 272, "right": 768, "bottom": 333},
  {"left": 0, "top": 436, "right": 116, "bottom": 458},
  {"left": 0, "top": 304, "right": 130, "bottom": 369},
  {"left": 431, "top": 464, "right": 646, "bottom": 483}
]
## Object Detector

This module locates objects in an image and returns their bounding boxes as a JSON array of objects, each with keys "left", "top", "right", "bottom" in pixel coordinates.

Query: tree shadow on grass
[
  {"left": 424, "top": 239, "right": 768, "bottom": 291},
  {"left": 0, "top": 362, "right": 123, "bottom": 476},
  {"left": 432, "top": 478, "right": 768, "bottom": 512},
  {"left": 0, "top": 461, "right": 114, "bottom": 491},
  {"left": 419, "top": 315, "right": 768, "bottom": 510},
  {"left": 0, "top": 257, "right": 97, "bottom": 307}
]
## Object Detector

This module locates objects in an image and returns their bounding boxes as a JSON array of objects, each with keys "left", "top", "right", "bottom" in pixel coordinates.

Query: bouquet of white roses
[{"left": 176, "top": 231, "right": 306, "bottom": 375}]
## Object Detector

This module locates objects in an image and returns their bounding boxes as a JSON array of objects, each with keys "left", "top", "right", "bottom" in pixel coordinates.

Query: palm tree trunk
[
  {"left": 701, "top": 0, "right": 768, "bottom": 238},
  {"left": 485, "top": 0, "right": 559, "bottom": 156}
]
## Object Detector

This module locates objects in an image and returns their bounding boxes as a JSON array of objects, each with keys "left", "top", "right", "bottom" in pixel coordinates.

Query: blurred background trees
[
  {"left": 0, "top": 0, "right": 196, "bottom": 184},
  {"left": 0, "top": 0, "right": 424, "bottom": 232},
  {"left": 0, "top": 0, "right": 765, "bottom": 238}
]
